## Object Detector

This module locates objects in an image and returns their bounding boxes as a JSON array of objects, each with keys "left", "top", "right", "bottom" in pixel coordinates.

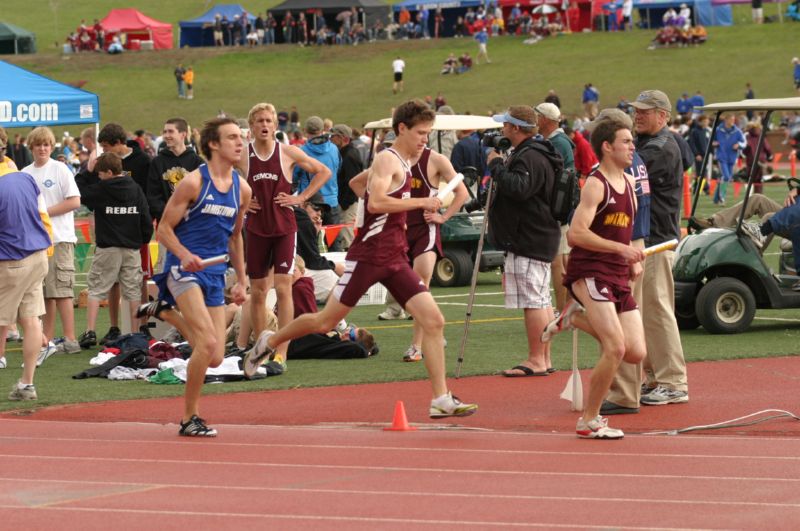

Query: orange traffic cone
[{"left": 384, "top": 400, "right": 417, "bottom": 431}]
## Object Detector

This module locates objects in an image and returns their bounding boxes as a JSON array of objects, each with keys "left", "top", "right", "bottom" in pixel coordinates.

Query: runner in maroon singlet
[
  {"left": 541, "top": 113, "right": 646, "bottom": 440},
  {"left": 240, "top": 103, "right": 330, "bottom": 369},
  {"left": 401, "top": 146, "right": 467, "bottom": 362},
  {"left": 244, "top": 100, "right": 477, "bottom": 419}
]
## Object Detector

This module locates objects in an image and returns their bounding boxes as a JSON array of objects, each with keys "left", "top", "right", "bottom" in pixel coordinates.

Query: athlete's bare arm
[
  {"left": 349, "top": 169, "right": 369, "bottom": 198},
  {"left": 423, "top": 151, "right": 468, "bottom": 225},
  {"left": 227, "top": 177, "right": 252, "bottom": 305},
  {"left": 277, "top": 144, "right": 331, "bottom": 208},
  {"left": 367, "top": 150, "right": 441, "bottom": 214},
  {"left": 157, "top": 170, "right": 204, "bottom": 271},
  {"left": 567, "top": 175, "right": 643, "bottom": 264}
]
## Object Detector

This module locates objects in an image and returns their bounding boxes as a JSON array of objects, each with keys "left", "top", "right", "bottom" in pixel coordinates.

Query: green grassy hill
[{"left": 2, "top": 3, "right": 799, "bottom": 133}]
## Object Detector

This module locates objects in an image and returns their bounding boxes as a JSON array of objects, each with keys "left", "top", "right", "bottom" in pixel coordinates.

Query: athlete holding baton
[{"left": 152, "top": 117, "right": 251, "bottom": 437}]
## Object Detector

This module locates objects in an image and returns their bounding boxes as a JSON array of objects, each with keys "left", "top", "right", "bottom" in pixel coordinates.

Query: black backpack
[{"left": 517, "top": 139, "right": 578, "bottom": 224}]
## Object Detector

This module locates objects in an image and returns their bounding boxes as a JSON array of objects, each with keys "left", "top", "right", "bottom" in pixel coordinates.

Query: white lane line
[
  {"left": 2, "top": 454, "right": 799, "bottom": 483},
  {"left": 1, "top": 477, "right": 797, "bottom": 510},
  {"left": 1, "top": 435, "right": 799, "bottom": 461},
  {"left": 0, "top": 504, "right": 702, "bottom": 530}
]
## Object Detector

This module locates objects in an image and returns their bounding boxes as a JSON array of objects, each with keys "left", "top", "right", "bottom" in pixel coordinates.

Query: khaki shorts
[
  {"left": 44, "top": 242, "right": 75, "bottom": 299},
  {"left": 88, "top": 247, "right": 143, "bottom": 301},
  {"left": 558, "top": 224, "right": 571, "bottom": 255},
  {"left": 0, "top": 250, "right": 48, "bottom": 325}
]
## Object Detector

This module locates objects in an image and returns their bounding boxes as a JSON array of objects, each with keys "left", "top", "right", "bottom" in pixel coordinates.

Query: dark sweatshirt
[
  {"left": 293, "top": 206, "right": 335, "bottom": 271},
  {"left": 76, "top": 173, "right": 153, "bottom": 249},
  {"left": 635, "top": 127, "right": 683, "bottom": 246},
  {"left": 123, "top": 140, "right": 152, "bottom": 195},
  {"left": 147, "top": 146, "right": 204, "bottom": 220}
]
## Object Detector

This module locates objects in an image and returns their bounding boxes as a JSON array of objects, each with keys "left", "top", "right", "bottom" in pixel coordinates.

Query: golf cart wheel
[
  {"left": 433, "top": 248, "right": 472, "bottom": 287},
  {"left": 695, "top": 277, "right": 756, "bottom": 334},
  {"left": 675, "top": 306, "right": 700, "bottom": 330}
]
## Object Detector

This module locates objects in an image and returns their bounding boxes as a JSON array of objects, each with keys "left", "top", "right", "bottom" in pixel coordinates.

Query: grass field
[
  {"left": 2, "top": 182, "right": 799, "bottom": 413},
  {"left": 2, "top": 4, "right": 799, "bottom": 133}
]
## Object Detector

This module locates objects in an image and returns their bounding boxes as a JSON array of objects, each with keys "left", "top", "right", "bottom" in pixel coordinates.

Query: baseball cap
[
  {"left": 305, "top": 191, "right": 330, "bottom": 211},
  {"left": 330, "top": 124, "right": 352, "bottom": 139},
  {"left": 585, "top": 107, "right": 633, "bottom": 133},
  {"left": 629, "top": 90, "right": 671, "bottom": 112},
  {"left": 492, "top": 105, "right": 536, "bottom": 128},
  {"left": 534, "top": 102, "right": 561, "bottom": 122},
  {"left": 382, "top": 130, "right": 397, "bottom": 145},
  {"left": 305, "top": 116, "right": 324, "bottom": 135}
]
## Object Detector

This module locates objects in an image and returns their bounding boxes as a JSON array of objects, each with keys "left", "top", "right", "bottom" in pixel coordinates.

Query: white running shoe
[
  {"left": 22, "top": 342, "right": 57, "bottom": 368},
  {"left": 377, "top": 308, "right": 410, "bottom": 320},
  {"left": 0, "top": 356, "right": 6, "bottom": 369},
  {"left": 242, "top": 330, "right": 275, "bottom": 379},
  {"left": 402, "top": 345, "right": 423, "bottom": 362},
  {"left": 429, "top": 392, "right": 478, "bottom": 419},
  {"left": 576, "top": 415, "right": 624, "bottom": 439},
  {"left": 8, "top": 383, "right": 37, "bottom": 401},
  {"left": 541, "top": 300, "right": 585, "bottom": 343}
]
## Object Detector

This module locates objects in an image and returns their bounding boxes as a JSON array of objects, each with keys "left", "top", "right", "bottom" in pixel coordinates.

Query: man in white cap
[
  {"left": 488, "top": 106, "right": 560, "bottom": 377},
  {"left": 535, "top": 102, "right": 576, "bottom": 315}
]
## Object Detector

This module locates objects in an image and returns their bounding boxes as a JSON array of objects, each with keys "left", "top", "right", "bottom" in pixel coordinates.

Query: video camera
[{"left": 481, "top": 131, "right": 512, "bottom": 152}]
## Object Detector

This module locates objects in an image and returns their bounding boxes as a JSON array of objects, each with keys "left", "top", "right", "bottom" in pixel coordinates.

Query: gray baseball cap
[{"left": 629, "top": 90, "right": 671, "bottom": 112}]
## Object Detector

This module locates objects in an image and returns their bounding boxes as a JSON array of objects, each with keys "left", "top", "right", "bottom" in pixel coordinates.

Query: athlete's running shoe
[
  {"left": 402, "top": 345, "right": 423, "bottom": 362},
  {"left": 179, "top": 415, "right": 217, "bottom": 437},
  {"left": 429, "top": 392, "right": 478, "bottom": 419},
  {"left": 541, "top": 300, "right": 585, "bottom": 343},
  {"left": 576, "top": 415, "right": 624, "bottom": 439},
  {"left": 242, "top": 330, "right": 275, "bottom": 379}
]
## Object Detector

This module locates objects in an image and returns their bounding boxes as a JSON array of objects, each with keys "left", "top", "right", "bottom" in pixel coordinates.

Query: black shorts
[{"left": 394, "top": 72, "right": 403, "bottom": 82}]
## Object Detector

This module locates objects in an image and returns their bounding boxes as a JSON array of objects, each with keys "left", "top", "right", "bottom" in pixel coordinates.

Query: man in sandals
[
  {"left": 541, "top": 111, "right": 646, "bottom": 439},
  {"left": 244, "top": 100, "right": 477, "bottom": 419},
  {"left": 152, "top": 117, "right": 251, "bottom": 437}
]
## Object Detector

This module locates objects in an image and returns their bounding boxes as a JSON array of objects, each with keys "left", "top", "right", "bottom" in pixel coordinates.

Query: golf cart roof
[
  {"left": 700, "top": 97, "right": 800, "bottom": 112},
  {"left": 363, "top": 114, "right": 502, "bottom": 131}
]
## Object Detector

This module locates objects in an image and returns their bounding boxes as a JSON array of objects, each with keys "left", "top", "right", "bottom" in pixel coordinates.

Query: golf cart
[
  {"left": 363, "top": 114, "right": 505, "bottom": 287},
  {"left": 675, "top": 97, "right": 800, "bottom": 334}
]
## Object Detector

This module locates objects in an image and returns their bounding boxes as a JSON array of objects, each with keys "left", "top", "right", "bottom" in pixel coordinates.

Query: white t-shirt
[
  {"left": 392, "top": 59, "right": 405, "bottom": 74},
  {"left": 23, "top": 158, "right": 80, "bottom": 244},
  {"left": 622, "top": 0, "right": 633, "bottom": 17}
]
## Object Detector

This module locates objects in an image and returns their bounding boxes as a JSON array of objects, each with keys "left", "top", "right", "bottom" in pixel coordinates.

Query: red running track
[
  {"left": 1, "top": 357, "right": 800, "bottom": 529},
  {"left": 2, "top": 419, "right": 800, "bottom": 529}
]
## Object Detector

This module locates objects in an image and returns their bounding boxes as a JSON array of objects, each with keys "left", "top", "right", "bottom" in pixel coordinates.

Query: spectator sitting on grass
[
  {"left": 441, "top": 53, "right": 458, "bottom": 74},
  {"left": 458, "top": 52, "right": 473, "bottom": 73}
]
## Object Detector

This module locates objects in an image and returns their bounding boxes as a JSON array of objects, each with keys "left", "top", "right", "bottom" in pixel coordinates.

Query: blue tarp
[
  {"left": 0, "top": 60, "right": 99, "bottom": 128},
  {"left": 632, "top": 0, "right": 731, "bottom": 27},
  {"left": 179, "top": 4, "right": 256, "bottom": 47},
  {"left": 392, "top": 0, "right": 482, "bottom": 11}
]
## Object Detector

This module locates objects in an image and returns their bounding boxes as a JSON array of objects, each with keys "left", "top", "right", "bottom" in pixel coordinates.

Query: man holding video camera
[{"left": 487, "top": 106, "right": 561, "bottom": 377}]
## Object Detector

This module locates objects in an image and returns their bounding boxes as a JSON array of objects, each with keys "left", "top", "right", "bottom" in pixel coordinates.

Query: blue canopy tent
[
  {"left": 392, "top": 0, "right": 482, "bottom": 37},
  {"left": 179, "top": 4, "right": 256, "bottom": 47},
  {"left": 0, "top": 60, "right": 100, "bottom": 129},
  {"left": 633, "top": 0, "right": 731, "bottom": 28}
]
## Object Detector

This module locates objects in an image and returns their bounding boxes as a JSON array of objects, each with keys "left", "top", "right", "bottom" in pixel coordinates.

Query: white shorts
[
  {"left": 307, "top": 268, "right": 339, "bottom": 303},
  {"left": 503, "top": 252, "right": 552, "bottom": 309}
]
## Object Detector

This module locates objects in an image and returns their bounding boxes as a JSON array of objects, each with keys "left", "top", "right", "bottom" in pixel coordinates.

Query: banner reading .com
[{"left": 0, "top": 101, "right": 60, "bottom": 124}]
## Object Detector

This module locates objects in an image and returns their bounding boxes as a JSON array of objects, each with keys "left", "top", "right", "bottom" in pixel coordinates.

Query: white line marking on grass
[{"left": 434, "top": 291, "right": 505, "bottom": 299}]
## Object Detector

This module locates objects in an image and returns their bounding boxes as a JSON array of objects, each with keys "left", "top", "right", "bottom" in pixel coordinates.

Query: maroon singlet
[
  {"left": 564, "top": 169, "right": 636, "bottom": 286},
  {"left": 246, "top": 142, "right": 296, "bottom": 237},
  {"left": 346, "top": 148, "right": 411, "bottom": 265},
  {"left": 407, "top": 147, "right": 435, "bottom": 227}
]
